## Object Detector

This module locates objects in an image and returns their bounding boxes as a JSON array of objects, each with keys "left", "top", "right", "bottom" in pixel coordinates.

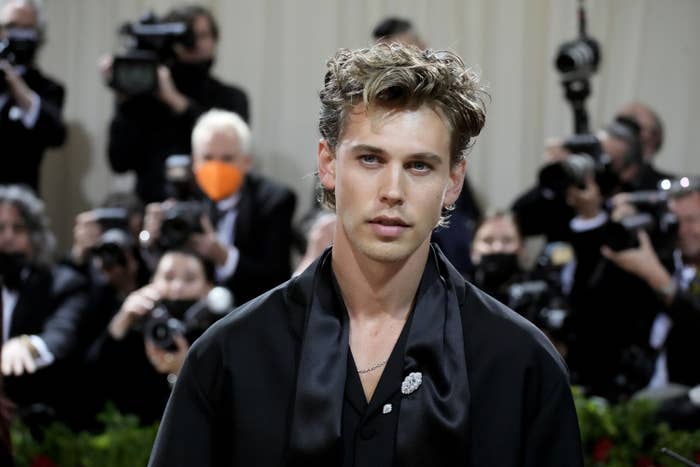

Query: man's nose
[{"left": 379, "top": 165, "right": 405, "bottom": 207}]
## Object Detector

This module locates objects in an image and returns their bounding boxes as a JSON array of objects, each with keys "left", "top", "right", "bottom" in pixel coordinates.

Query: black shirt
[{"left": 342, "top": 308, "right": 413, "bottom": 467}]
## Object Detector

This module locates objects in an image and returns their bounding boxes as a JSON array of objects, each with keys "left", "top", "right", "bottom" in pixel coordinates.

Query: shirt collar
[{"left": 216, "top": 192, "right": 241, "bottom": 212}]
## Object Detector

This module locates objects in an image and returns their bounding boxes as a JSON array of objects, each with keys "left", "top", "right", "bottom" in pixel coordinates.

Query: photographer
[
  {"left": 0, "top": 0, "right": 66, "bottom": 193},
  {"left": 142, "top": 109, "right": 296, "bottom": 305},
  {"left": 104, "top": 4, "right": 249, "bottom": 203},
  {"left": 601, "top": 178, "right": 700, "bottom": 388},
  {"left": 563, "top": 172, "right": 663, "bottom": 401},
  {"left": 617, "top": 101, "right": 675, "bottom": 188},
  {"left": 470, "top": 210, "right": 572, "bottom": 357},
  {"left": 0, "top": 185, "right": 89, "bottom": 429},
  {"left": 512, "top": 116, "right": 657, "bottom": 243},
  {"left": 89, "top": 248, "right": 220, "bottom": 424},
  {"left": 469, "top": 210, "right": 526, "bottom": 300}
]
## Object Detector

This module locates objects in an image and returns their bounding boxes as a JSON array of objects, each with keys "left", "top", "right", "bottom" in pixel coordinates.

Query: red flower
[
  {"left": 592, "top": 437, "right": 613, "bottom": 462},
  {"left": 30, "top": 454, "right": 57, "bottom": 467},
  {"left": 694, "top": 451, "right": 700, "bottom": 464},
  {"left": 635, "top": 456, "right": 653, "bottom": 467}
]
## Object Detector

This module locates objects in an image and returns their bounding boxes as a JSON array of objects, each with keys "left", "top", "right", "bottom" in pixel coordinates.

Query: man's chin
[{"left": 355, "top": 240, "right": 422, "bottom": 264}]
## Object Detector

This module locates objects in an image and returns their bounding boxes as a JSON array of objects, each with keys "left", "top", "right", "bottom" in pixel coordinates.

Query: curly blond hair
[{"left": 318, "top": 43, "right": 488, "bottom": 213}]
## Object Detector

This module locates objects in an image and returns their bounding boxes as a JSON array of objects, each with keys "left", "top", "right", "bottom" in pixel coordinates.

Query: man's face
[
  {"left": 471, "top": 216, "right": 522, "bottom": 265},
  {"left": 174, "top": 14, "right": 216, "bottom": 63},
  {"left": 670, "top": 192, "right": 700, "bottom": 264},
  {"left": 192, "top": 129, "right": 252, "bottom": 176},
  {"left": 0, "top": 1, "right": 37, "bottom": 33},
  {"left": 618, "top": 104, "right": 658, "bottom": 160},
  {"left": 318, "top": 105, "right": 464, "bottom": 264},
  {"left": 0, "top": 202, "right": 32, "bottom": 258}
]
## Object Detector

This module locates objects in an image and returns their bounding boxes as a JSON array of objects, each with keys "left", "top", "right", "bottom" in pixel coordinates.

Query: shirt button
[{"left": 359, "top": 426, "right": 377, "bottom": 440}]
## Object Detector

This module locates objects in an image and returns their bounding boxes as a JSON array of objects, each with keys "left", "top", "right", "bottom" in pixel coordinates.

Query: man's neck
[{"left": 331, "top": 239, "right": 430, "bottom": 322}]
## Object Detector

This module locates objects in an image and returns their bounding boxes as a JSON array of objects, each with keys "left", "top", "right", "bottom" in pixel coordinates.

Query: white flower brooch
[{"left": 401, "top": 372, "right": 423, "bottom": 395}]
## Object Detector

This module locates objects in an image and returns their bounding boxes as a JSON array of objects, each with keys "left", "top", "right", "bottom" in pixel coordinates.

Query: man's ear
[
  {"left": 444, "top": 159, "right": 466, "bottom": 206},
  {"left": 241, "top": 153, "right": 254, "bottom": 174},
  {"left": 317, "top": 139, "right": 336, "bottom": 191}
]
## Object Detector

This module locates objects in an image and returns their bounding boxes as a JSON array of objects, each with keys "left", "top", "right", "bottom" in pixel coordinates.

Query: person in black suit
[
  {"left": 601, "top": 178, "right": 700, "bottom": 389},
  {"left": 149, "top": 43, "right": 582, "bottom": 467},
  {"left": 0, "top": 0, "right": 66, "bottom": 193},
  {"left": 0, "top": 185, "right": 88, "bottom": 429},
  {"left": 104, "top": 4, "right": 249, "bottom": 203},
  {"left": 142, "top": 109, "right": 296, "bottom": 305},
  {"left": 617, "top": 101, "right": 675, "bottom": 188}
]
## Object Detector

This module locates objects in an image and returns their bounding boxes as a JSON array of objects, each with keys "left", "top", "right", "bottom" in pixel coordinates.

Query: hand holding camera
[
  {"left": 108, "top": 284, "right": 161, "bottom": 340},
  {"left": 144, "top": 333, "right": 188, "bottom": 376}
]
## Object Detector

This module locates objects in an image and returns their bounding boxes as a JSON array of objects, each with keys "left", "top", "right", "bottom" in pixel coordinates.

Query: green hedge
[
  {"left": 12, "top": 406, "right": 158, "bottom": 467},
  {"left": 574, "top": 387, "right": 700, "bottom": 466},
  {"left": 11, "top": 390, "right": 700, "bottom": 466}
]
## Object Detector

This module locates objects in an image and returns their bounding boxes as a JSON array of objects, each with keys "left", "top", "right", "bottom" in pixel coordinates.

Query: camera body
[
  {"left": 507, "top": 279, "right": 570, "bottom": 338},
  {"left": 142, "top": 287, "right": 233, "bottom": 350},
  {"left": 555, "top": 37, "right": 600, "bottom": 81},
  {"left": 159, "top": 200, "right": 206, "bottom": 250},
  {"left": 111, "top": 11, "right": 194, "bottom": 95},
  {"left": 538, "top": 133, "right": 619, "bottom": 200},
  {"left": 89, "top": 207, "right": 133, "bottom": 269},
  {"left": 604, "top": 190, "right": 678, "bottom": 252},
  {"left": 0, "top": 26, "right": 40, "bottom": 92}
]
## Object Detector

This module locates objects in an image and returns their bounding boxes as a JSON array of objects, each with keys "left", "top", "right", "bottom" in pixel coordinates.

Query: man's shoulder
[{"left": 191, "top": 273, "right": 309, "bottom": 352}]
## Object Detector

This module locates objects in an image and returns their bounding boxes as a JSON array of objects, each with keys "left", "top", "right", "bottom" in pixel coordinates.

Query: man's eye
[
  {"left": 409, "top": 161, "right": 432, "bottom": 172},
  {"left": 360, "top": 154, "right": 379, "bottom": 164}
]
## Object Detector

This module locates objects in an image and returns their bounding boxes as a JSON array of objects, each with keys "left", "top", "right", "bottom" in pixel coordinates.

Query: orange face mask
[{"left": 195, "top": 161, "right": 244, "bottom": 201}]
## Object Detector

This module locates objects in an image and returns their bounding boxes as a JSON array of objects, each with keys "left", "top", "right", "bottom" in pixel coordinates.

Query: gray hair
[
  {"left": 0, "top": 184, "right": 55, "bottom": 265},
  {"left": 0, "top": 0, "right": 46, "bottom": 34},
  {"left": 192, "top": 109, "right": 252, "bottom": 155}
]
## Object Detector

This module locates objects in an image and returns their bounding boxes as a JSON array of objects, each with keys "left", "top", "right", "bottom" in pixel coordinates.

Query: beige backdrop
[{"left": 34, "top": 0, "right": 700, "bottom": 251}]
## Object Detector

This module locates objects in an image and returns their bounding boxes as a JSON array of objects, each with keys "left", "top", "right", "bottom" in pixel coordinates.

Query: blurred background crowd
[{"left": 0, "top": 0, "right": 698, "bottom": 461}]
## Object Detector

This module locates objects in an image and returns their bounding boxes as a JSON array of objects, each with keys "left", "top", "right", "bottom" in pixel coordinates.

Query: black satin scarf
[{"left": 287, "top": 246, "right": 470, "bottom": 466}]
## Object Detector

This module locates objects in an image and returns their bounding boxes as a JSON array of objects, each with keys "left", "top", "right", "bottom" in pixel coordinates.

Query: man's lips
[{"left": 368, "top": 216, "right": 410, "bottom": 238}]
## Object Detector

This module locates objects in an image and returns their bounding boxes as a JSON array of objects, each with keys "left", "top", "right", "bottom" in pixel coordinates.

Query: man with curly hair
[{"left": 149, "top": 43, "right": 582, "bottom": 467}]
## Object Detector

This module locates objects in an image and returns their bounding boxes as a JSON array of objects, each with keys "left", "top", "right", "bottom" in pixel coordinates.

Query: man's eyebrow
[
  {"left": 349, "top": 144, "right": 385, "bottom": 154},
  {"left": 410, "top": 153, "right": 443, "bottom": 165},
  {"left": 349, "top": 144, "right": 444, "bottom": 164}
]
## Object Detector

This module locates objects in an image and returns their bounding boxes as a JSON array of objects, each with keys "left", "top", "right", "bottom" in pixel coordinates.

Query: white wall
[{"left": 35, "top": 0, "right": 700, "bottom": 250}]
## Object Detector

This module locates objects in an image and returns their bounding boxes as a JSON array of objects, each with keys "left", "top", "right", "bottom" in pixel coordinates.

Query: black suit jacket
[
  {"left": 149, "top": 251, "right": 582, "bottom": 466},
  {"left": 664, "top": 275, "right": 700, "bottom": 387},
  {"left": 0, "top": 67, "right": 66, "bottom": 192},
  {"left": 4, "top": 264, "right": 88, "bottom": 416},
  {"left": 221, "top": 173, "right": 297, "bottom": 305}
]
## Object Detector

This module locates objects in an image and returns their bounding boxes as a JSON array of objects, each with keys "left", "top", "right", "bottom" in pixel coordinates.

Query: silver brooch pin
[
  {"left": 401, "top": 372, "right": 422, "bottom": 395},
  {"left": 382, "top": 403, "right": 392, "bottom": 414}
]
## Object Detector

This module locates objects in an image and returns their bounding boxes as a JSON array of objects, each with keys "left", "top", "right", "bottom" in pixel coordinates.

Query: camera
[
  {"left": 0, "top": 26, "right": 40, "bottom": 92},
  {"left": 164, "top": 154, "right": 200, "bottom": 201},
  {"left": 507, "top": 280, "right": 569, "bottom": 337},
  {"left": 89, "top": 207, "right": 133, "bottom": 269},
  {"left": 110, "top": 11, "right": 194, "bottom": 95},
  {"left": 538, "top": 133, "right": 618, "bottom": 200},
  {"left": 142, "top": 286, "right": 233, "bottom": 350},
  {"left": 604, "top": 189, "right": 678, "bottom": 252},
  {"left": 159, "top": 200, "right": 206, "bottom": 250},
  {"left": 555, "top": 37, "right": 600, "bottom": 81}
]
